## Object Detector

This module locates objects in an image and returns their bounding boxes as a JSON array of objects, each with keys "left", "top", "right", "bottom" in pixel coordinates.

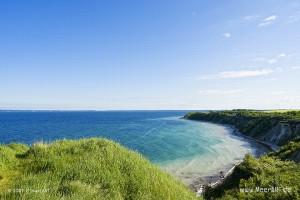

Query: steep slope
[
  {"left": 269, "top": 138, "right": 300, "bottom": 163},
  {"left": 0, "top": 138, "right": 198, "bottom": 200}
]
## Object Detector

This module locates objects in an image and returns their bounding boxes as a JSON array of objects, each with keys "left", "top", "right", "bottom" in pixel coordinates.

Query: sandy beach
[{"left": 185, "top": 121, "right": 275, "bottom": 196}]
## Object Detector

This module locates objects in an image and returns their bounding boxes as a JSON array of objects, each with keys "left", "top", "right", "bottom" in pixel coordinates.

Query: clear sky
[{"left": 1, "top": 0, "right": 300, "bottom": 110}]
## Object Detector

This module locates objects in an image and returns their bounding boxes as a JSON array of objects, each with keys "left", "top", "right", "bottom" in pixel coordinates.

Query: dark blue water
[
  {"left": 0, "top": 110, "right": 257, "bottom": 184},
  {"left": 0, "top": 111, "right": 193, "bottom": 159}
]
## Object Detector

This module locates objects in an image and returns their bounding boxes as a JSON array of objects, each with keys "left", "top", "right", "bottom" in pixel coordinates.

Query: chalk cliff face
[
  {"left": 259, "top": 122, "right": 299, "bottom": 146},
  {"left": 184, "top": 110, "right": 300, "bottom": 162},
  {"left": 185, "top": 112, "right": 300, "bottom": 146},
  {"left": 259, "top": 123, "right": 300, "bottom": 163},
  {"left": 291, "top": 151, "right": 300, "bottom": 163}
]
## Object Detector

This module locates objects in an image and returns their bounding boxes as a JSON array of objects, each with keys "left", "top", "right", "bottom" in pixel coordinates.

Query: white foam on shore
[{"left": 158, "top": 122, "right": 263, "bottom": 185}]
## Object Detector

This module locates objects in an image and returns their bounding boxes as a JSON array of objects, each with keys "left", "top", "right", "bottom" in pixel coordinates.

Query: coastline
[
  {"left": 185, "top": 119, "right": 278, "bottom": 196},
  {"left": 186, "top": 118, "right": 279, "bottom": 152},
  {"left": 189, "top": 161, "right": 241, "bottom": 196},
  {"left": 227, "top": 124, "right": 279, "bottom": 152}
]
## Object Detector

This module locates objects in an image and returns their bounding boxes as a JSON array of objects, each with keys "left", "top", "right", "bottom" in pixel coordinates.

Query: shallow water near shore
[
  {"left": 159, "top": 121, "right": 268, "bottom": 185},
  {"left": 0, "top": 111, "right": 267, "bottom": 185}
]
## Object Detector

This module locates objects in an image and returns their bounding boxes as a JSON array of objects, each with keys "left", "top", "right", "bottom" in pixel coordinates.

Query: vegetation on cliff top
[
  {"left": 0, "top": 138, "right": 198, "bottom": 200},
  {"left": 185, "top": 110, "right": 300, "bottom": 125}
]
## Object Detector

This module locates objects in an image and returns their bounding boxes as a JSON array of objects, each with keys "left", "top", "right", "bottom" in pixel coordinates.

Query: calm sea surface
[{"left": 0, "top": 111, "right": 261, "bottom": 184}]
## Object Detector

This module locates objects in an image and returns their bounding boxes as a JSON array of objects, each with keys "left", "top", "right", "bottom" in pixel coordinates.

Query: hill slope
[{"left": 0, "top": 138, "right": 198, "bottom": 200}]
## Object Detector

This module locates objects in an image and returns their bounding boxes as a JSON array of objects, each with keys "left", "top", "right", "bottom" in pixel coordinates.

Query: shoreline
[
  {"left": 193, "top": 161, "right": 241, "bottom": 197},
  {"left": 231, "top": 128, "right": 279, "bottom": 152},
  {"left": 185, "top": 118, "right": 279, "bottom": 152},
  {"left": 189, "top": 161, "right": 241, "bottom": 196},
  {"left": 185, "top": 119, "right": 279, "bottom": 196},
  {"left": 185, "top": 119, "right": 279, "bottom": 152}
]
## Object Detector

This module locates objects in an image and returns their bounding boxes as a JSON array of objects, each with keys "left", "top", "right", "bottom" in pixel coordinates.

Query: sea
[{"left": 0, "top": 110, "right": 265, "bottom": 185}]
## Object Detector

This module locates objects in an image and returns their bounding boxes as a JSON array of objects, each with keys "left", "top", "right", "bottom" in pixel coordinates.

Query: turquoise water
[{"left": 0, "top": 111, "right": 260, "bottom": 184}]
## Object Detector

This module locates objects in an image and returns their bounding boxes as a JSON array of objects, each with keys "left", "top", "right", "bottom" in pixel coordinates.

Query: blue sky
[{"left": 1, "top": 0, "right": 300, "bottom": 110}]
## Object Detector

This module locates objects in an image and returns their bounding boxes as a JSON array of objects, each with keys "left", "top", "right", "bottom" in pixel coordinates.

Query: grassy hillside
[
  {"left": 184, "top": 110, "right": 300, "bottom": 146},
  {"left": 0, "top": 138, "right": 198, "bottom": 200}
]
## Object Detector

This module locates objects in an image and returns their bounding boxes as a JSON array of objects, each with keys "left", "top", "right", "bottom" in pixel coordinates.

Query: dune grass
[{"left": 0, "top": 138, "right": 198, "bottom": 200}]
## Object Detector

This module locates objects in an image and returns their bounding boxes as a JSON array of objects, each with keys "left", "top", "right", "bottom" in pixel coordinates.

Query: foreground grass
[{"left": 0, "top": 138, "right": 198, "bottom": 200}]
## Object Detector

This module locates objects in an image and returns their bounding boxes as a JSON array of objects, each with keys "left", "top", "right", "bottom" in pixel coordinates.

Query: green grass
[{"left": 0, "top": 138, "right": 198, "bottom": 200}]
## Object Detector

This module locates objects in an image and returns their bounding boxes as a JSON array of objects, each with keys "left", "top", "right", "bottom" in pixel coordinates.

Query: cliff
[
  {"left": 269, "top": 138, "right": 300, "bottom": 163},
  {"left": 184, "top": 110, "right": 300, "bottom": 146}
]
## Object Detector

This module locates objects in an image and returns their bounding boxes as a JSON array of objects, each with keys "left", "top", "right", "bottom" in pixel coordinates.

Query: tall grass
[{"left": 0, "top": 138, "right": 198, "bottom": 200}]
